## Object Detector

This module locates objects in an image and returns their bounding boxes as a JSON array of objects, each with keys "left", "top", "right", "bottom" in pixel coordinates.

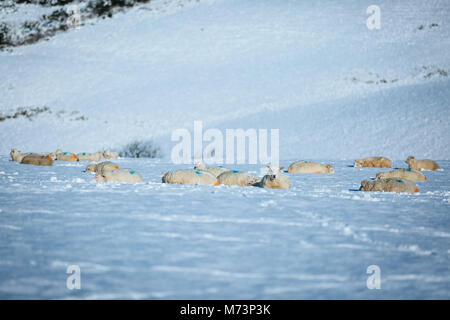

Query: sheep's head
[
  {"left": 55, "top": 149, "right": 63, "bottom": 154},
  {"left": 405, "top": 156, "right": 415, "bottom": 164},
  {"left": 326, "top": 165, "right": 335, "bottom": 173},
  {"left": 354, "top": 160, "right": 362, "bottom": 167},
  {"left": 266, "top": 166, "right": 284, "bottom": 180},
  {"left": 46, "top": 153, "right": 57, "bottom": 161},
  {"left": 11, "top": 149, "right": 20, "bottom": 156},
  {"left": 360, "top": 180, "right": 373, "bottom": 191},
  {"left": 194, "top": 162, "right": 207, "bottom": 170},
  {"left": 85, "top": 164, "right": 96, "bottom": 173},
  {"left": 103, "top": 149, "right": 111, "bottom": 156},
  {"left": 375, "top": 172, "right": 386, "bottom": 180}
]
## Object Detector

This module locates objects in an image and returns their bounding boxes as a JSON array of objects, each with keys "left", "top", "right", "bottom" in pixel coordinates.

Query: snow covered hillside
[{"left": 0, "top": 0, "right": 449, "bottom": 159}]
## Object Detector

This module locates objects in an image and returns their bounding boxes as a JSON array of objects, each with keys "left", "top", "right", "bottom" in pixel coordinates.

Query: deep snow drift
[{"left": 0, "top": 157, "right": 449, "bottom": 299}]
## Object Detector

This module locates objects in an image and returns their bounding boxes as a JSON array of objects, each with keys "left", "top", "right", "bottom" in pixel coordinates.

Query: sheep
[
  {"left": 258, "top": 166, "right": 291, "bottom": 189},
  {"left": 162, "top": 169, "right": 220, "bottom": 186},
  {"left": 95, "top": 169, "right": 143, "bottom": 183},
  {"left": 405, "top": 156, "right": 440, "bottom": 171},
  {"left": 354, "top": 157, "right": 392, "bottom": 168},
  {"left": 288, "top": 161, "right": 335, "bottom": 174},
  {"left": 77, "top": 152, "right": 103, "bottom": 162},
  {"left": 21, "top": 154, "right": 55, "bottom": 166},
  {"left": 359, "top": 178, "right": 419, "bottom": 194},
  {"left": 194, "top": 162, "right": 231, "bottom": 177},
  {"left": 375, "top": 169, "right": 427, "bottom": 181},
  {"left": 103, "top": 149, "right": 119, "bottom": 159},
  {"left": 217, "top": 170, "right": 260, "bottom": 186},
  {"left": 10, "top": 149, "right": 33, "bottom": 162},
  {"left": 56, "top": 151, "right": 79, "bottom": 162},
  {"left": 85, "top": 161, "right": 119, "bottom": 174}
]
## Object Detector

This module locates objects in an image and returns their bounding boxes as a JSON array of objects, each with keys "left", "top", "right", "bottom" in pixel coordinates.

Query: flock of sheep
[{"left": 9, "top": 149, "right": 441, "bottom": 193}]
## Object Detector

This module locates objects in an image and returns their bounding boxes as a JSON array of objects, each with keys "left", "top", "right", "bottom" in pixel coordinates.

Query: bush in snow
[{"left": 119, "top": 140, "right": 161, "bottom": 158}]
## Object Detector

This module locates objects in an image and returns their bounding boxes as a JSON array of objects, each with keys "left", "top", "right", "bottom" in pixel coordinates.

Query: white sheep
[
  {"left": 405, "top": 156, "right": 440, "bottom": 171},
  {"left": 77, "top": 152, "right": 103, "bottom": 162},
  {"left": 258, "top": 166, "right": 291, "bottom": 189},
  {"left": 194, "top": 162, "right": 231, "bottom": 177},
  {"left": 85, "top": 161, "right": 119, "bottom": 174},
  {"left": 10, "top": 149, "right": 33, "bottom": 162},
  {"left": 162, "top": 169, "right": 219, "bottom": 186},
  {"left": 217, "top": 170, "right": 260, "bottom": 186},
  {"left": 95, "top": 168, "right": 143, "bottom": 183},
  {"left": 354, "top": 157, "right": 392, "bottom": 168},
  {"left": 288, "top": 161, "right": 335, "bottom": 174},
  {"left": 103, "top": 149, "right": 119, "bottom": 159},
  {"left": 375, "top": 169, "right": 427, "bottom": 181},
  {"left": 360, "top": 178, "right": 419, "bottom": 193}
]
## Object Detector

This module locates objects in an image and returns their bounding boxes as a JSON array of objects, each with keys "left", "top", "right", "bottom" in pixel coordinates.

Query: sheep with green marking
[
  {"left": 162, "top": 169, "right": 219, "bottom": 186},
  {"left": 95, "top": 168, "right": 143, "bottom": 183},
  {"left": 77, "top": 152, "right": 103, "bottom": 162},
  {"left": 359, "top": 178, "right": 419, "bottom": 193},
  {"left": 56, "top": 150, "right": 79, "bottom": 162}
]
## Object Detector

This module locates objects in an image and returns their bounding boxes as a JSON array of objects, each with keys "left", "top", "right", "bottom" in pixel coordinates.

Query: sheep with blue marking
[
  {"left": 95, "top": 168, "right": 143, "bottom": 183},
  {"left": 375, "top": 168, "right": 427, "bottom": 181},
  {"left": 360, "top": 178, "right": 419, "bottom": 193},
  {"left": 288, "top": 161, "right": 335, "bottom": 174},
  {"left": 56, "top": 150, "right": 79, "bottom": 162},
  {"left": 162, "top": 169, "right": 219, "bottom": 186},
  {"left": 258, "top": 166, "right": 291, "bottom": 189},
  {"left": 77, "top": 152, "right": 103, "bottom": 162},
  {"left": 194, "top": 162, "right": 231, "bottom": 177},
  {"left": 217, "top": 170, "right": 260, "bottom": 186}
]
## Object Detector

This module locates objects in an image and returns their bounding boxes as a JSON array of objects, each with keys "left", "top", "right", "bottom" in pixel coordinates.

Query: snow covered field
[
  {"left": 0, "top": 157, "right": 449, "bottom": 299},
  {"left": 0, "top": 0, "right": 449, "bottom": 299}
]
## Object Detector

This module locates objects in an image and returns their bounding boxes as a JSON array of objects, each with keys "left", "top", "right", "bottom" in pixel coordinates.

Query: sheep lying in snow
[
  {"left": 21, "top": 154, "right": 55, "bottom": 166},
  {"left": 217, "top": 170, "right": 260, "bottom": 186},
  {"left": 103, "top": 149, "right": 119, "bottom": 159},
  {"left": 194, "top": 162, "right": 231, "bottom": 177},
  {"left": 360, "top": 178, "right": 419, "bottom": 193},
  {"left": 56, "top": 150, "right": 79, "bottom": 162},
  {"left": 95, "top": 169, "right": 143, "bottom": 183},
  {"left": 288, "top": 161, "right": 335, "bottom": 174},
  {"left": 354, "top": 157, "right": 392, "bottom": 168},
  {"left": 162, "top": 169, "right": 219, "bottom": 186},
  {"left": 375, "top": 169, "right": 427, "bottom": 181},
  {"left": 258, "top": 166, "right": 291, "bottom": 189},
  {"left": 77, "top": 152, "right": 103, "bottom": 162},
  {"left": 11, "top": 149, "right": 33, "bottom": 162},
  {"left": 85, "top": 161, "right": 119, "bottom": 174},
  {"left": 405, "top": 156, "right": 440, "bottom": 171}
]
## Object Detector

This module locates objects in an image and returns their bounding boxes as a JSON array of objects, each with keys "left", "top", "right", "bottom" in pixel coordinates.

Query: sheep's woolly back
[
  {"left": 354, "top": 157, "right": 392, "bottom": 168},
  {"left": 21, "top": 154, "right": 54, "bottom": 166},
  {"left": 375, "top": 169, "right": 427, "bottom": 181},
  {"left": 194, "top": 162, "right": 231, "bottom": 177},
  {"left": 162, "top": 169, "right": 219, "bottom": 186},
  {"left": 360, "top": 178, "right": 418, "bottom": 193},
  {"left": 56, "top": 152, "right": 79, "bottom": 162},
  {"left": 77, "top": 152, "right": 103, "bottom": 162},
  {"left": 85, "top": 161, "right": 119, "bottom": 174},
  {"left": 288, "top": 161, "right": 334, "bottom": 174},
  {"left": 217, "top": 170, "right": 260, "bottom": 186}
]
